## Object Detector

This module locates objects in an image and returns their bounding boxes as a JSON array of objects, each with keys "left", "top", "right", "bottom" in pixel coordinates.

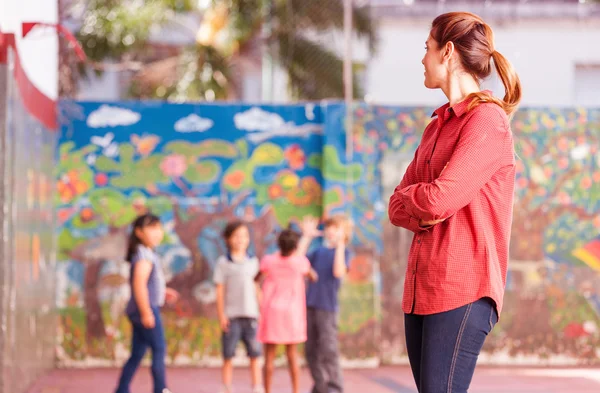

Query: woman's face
[{"left": 422, "top": 35, "right": 447, "bottom": 89}]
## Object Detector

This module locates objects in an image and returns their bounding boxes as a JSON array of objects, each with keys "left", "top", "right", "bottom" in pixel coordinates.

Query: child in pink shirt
[{"left": 256, "top": 227, "right": 317, "bottom": 393}]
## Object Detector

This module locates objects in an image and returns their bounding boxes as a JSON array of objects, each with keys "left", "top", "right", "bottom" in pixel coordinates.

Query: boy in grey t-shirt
[{"left": 214, "top": 221, "right": 262, "bottom": 393}]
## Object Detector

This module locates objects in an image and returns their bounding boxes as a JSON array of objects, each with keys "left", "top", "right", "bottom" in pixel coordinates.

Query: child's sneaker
[
  {"left": 252, "top": 387, "right": 264, "bottom": 393},
  {"left": 219, "top": 386, "right": 233, "bottom": 393}
]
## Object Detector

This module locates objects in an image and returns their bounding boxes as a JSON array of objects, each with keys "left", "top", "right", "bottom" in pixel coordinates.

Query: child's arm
[
  {"left": 296, "top": 216, "right": 321, "bottom": 256},
  {"left": 332, "top": 233, "right": 348, "bottom": 278},
  {"left": 306, "top": 268, "right": 319, "bottom": 282},
  {"left": 216, "top": 284, "right": 229, "bottom": 332},
  {"left": 132, "top": 260, "right": 155, "bottom": 328},
  {"left": 255, "top": 281, "right": 262, "bottom": 305}
]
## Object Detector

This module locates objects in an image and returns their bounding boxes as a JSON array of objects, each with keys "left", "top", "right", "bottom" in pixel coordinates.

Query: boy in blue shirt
[{"left": 298, "top": 215, "right": 352, "bottom": 393}]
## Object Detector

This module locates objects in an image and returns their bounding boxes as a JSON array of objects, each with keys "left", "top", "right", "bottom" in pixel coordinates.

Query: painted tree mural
[{"left": 57, "top": 101, "right": 600, "bottom": 365}]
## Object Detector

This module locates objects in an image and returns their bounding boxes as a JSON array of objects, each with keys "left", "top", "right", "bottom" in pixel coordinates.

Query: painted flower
[
  {"left": 224, "top": 170, "right": 246, "bottom": 190},
  {"left": 279, "top": 171, "right": 300, "bottom": 189},
  {"left": 580, "top": 177, "right": 592, "bottom": 190},
  {"left": 94, "top": 173, "right": 108, "bottom": 187},
  {"left": 80, "top": 207, "right": 95, "bottom": 222},
  {"left": 558, "top": 157, "right": 569, "bottom": 169},
  {"left": 284, "top": 144, "right": 305, "bottom": 170},
  {"left": 160, "top": 154, "right": 187, "bottom": 177},
  {"left": 57, "top": 170, "right": 88, "bottom": 203},
  {"left": 564, "top": 322, "right": 589, "bottom": 338},
  {"left": 268, "top": 184, "right": 283, "bottom": 199}
]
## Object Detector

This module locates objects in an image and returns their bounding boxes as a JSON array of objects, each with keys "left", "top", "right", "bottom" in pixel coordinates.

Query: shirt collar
[
  {"left": 431, "top": 90, "right": 493, "bottom": 120},
  {"left": 227, "top": 252, "right": 253, "bottom": 263}
]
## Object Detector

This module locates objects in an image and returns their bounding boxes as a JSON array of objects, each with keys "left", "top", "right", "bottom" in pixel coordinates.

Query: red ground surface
[{"left": 26, "top": 366, "right": 600, "bottom": 393}]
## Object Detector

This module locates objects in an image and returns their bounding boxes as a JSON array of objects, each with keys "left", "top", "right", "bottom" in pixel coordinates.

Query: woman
[{"left": 388, "top": 12, "right": 521, "bottom": 393}]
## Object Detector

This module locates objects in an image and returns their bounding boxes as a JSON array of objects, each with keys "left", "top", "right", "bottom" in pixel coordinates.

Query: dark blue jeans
[
  {"left": 404, "top": 297, "right": 498, "bottom": 393},
  {"left": 115, "top": 307, "right": 167, "bottom": 393}
]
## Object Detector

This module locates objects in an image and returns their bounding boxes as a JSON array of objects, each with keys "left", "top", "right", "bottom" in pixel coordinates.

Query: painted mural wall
[{"left": 56, "top": 100, "right": 600, "bottom": 366}]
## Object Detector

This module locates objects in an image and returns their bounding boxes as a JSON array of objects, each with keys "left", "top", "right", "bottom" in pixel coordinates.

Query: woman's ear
[{"left": 443, "top": 41, "right": 455, "bottom": 62}]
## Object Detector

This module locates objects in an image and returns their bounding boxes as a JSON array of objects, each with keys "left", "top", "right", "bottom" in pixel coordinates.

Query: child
[
  {"left": 256, "top": 227, "right": 318, "bottom": 393},
  {"left": 214, "top": 221, "right": 262, "bottom": 393},
  {"left": 297, "top": 214, "right": 352, "bottom": 393},
  {"left": 115, "top": 213, "right": 179, "bottom": 393}
]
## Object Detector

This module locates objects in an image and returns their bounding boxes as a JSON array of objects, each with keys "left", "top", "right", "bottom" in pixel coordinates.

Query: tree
[{"left": 61, "top": 0, "right": 377, "bottom": 100}]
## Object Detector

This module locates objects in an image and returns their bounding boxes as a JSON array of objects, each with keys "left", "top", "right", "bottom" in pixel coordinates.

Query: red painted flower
[
  {"left": 268, "top": 184, "right": 283, "bottom": 199},
  {"left": 285, "top": 144, "right": 306, "bottom": 170},
  {"left": 95, "top": 173, "right": 108, "bottom": 187},
  {"left": 224, "top": 170, "right": 246, "bottom": 190},
  {"left": 564, "top": 322, "right": 588, "bottom": 339}
]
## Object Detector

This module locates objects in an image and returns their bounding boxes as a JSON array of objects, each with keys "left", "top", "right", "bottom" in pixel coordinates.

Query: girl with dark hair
[
  {"left": 388, "top": 12, "right": 521, "bottom": 393},
  {"left": 257, "top": 227, "right": 317, "bottom": 393},
  {"left": 115, "top": 214, "right": 178, "bottom": 393}
]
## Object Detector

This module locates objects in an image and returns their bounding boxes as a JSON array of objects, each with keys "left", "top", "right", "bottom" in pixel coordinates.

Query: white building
[{"left": 365, "top": 0, "right": 600, "bottom": 108}]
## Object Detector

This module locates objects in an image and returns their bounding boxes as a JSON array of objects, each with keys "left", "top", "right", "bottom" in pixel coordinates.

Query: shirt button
[{"left": 417, "top": 239, "right": 421, "bottom": 244}]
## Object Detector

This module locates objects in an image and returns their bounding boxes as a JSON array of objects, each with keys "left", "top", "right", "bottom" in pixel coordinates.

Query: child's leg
[
  {"left": 263, "top": 344, "right": 277, "bottom": 393},
  {"left": 241, "top": 318, "right": 263, "bottom": 390},
  {"left": 222, "top": 359, "right": 233, "bottom": 390},
  {"left": 305, "top": 308, "right": 326, "bottom": 393},
  {"left": 222, "top": 318, "right": 241, "bottom": 391},
  {"left": 285, "top": 344, "right": 300, "bottom": 393},
  {"left": 250, "top": 356, "right": 262, "bottom": 390},
  {"left": 115, "top": 318, "right": 148, "bottom": 393},
  {"left": 320, "top": 310, "right": 343, "bottom": 393},
  {"left": 139, "top": 309, "right": 167, "bottom": 393}
]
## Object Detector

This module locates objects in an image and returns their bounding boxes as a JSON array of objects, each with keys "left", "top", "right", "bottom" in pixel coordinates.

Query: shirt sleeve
[
  {"left": 399, "top": 108, "right": 511, "bottom": 221},
  {"left": 213, "top": 258, "right": 225, "bottom": 284},
  {"left": 388, "top": 145, "right": 429, "bottom": 233},
  {"left": 259, "top": 256, "right": 271, "bottom": 273}
]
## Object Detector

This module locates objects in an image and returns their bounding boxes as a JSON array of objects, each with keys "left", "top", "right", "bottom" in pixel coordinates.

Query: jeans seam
[
  {"left": 488, "top": 305, "right": 494, "bottom": 331},
  {"left": 447, "top": 303, "right": 472, "bottom": 393}
]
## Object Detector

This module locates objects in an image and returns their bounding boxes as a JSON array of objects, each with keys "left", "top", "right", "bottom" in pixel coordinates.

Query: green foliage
[
  {"left": 96, "top": 143, "right": 168, "bottom": 189},
  {"left": 183, "top": 161, "right": 221, "bottom": 184},
  {"left": 70, "top": 0, "right": 378, "bottom": 100},
  {"left": 321, "top": 146, "right": 362, "bottom": 183},
  {"left": 58, "top": 228, "right": 87, "bottom": 261},
  {"left": 164, "top": 140, "right": 238, "bottom": 158},
  {"left": 307, "top": 152, "right": 322, "bottom": 169}
]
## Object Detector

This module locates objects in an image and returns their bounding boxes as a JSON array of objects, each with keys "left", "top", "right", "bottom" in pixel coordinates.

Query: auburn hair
[
  {"left": 431, "top": 12, "right": 522, "bottom": 116},
  {"left": 323, "top": 214, "right": 353, "bottom": 245}
]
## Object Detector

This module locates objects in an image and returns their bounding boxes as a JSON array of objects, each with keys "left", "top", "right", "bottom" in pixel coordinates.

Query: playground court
[{"left": 26, "top": 366, "right": 600, "bottom": 393}]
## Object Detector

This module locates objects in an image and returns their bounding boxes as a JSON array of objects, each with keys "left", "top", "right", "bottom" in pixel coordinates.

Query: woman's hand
[{"left": 419, "top": 218, "right": 446, "bottom": 227}]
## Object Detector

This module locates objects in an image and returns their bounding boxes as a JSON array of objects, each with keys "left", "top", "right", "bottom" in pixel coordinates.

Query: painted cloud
[
  {"left": 87, "top": 105, "right": 141, "bottom": 128},
  {"left": 174, "top": 114, "right": 214, "bottom": 133},
  {"left": 234, "top": 107, "right": 285, "bottom": 132}
]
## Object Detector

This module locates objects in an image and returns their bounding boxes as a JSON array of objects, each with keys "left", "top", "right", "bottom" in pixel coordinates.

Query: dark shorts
[{"left": 222, "top": 317, "right": 262, "bottom": 359}]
